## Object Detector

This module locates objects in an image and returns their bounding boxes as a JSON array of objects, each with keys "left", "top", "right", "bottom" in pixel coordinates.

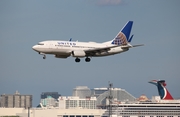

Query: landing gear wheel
[
  {"left": 85, "top": 57, "right": 91, "bottom": 62},
  {"left": 75, "top": 58, "right": 80, "bottom": 62},
  {"left": 43, "top": 55, "right": 46, "bottom": 59}
]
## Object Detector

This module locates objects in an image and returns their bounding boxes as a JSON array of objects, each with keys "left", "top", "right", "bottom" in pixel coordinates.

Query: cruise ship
[{"left": 102, "top": 80, "right": 180, "bottom": 117}]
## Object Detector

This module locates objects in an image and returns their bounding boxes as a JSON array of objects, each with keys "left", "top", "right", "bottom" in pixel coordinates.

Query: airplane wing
[
  {"left": 84, "top": 45, "right": 118, "bottom": 56},
  {"left": 84, "top": 44, "right": 144, "bottom": 56}
]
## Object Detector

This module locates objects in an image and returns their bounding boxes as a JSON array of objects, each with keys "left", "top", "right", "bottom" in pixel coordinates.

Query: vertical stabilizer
[
  {"left": 149, "top": 80, "right": 174, "bottom": 100},
  {"left": 111, "top": 21, "right": 133, "bottom": 46}
]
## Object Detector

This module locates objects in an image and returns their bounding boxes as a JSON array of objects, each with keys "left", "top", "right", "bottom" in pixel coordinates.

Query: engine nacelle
[{"left": 72, "top": 50, "right": 86, "bottom": 57}]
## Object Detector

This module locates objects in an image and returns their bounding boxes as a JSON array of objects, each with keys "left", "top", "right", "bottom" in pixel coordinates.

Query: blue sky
[{"left": 0, "top": 0, "right": 180, "bottom": 106}]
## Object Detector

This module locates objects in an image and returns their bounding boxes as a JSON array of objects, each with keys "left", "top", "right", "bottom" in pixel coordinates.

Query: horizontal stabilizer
[
  {"left": 132, "top": 44, "right": 144, "bottom": 47},
  {"left": 121, "top": 44, "right": 144, "bottom": 49}
]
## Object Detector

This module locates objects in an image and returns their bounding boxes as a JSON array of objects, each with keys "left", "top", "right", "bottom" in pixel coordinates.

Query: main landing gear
[
  {"left": 75, "top": 58, "right": 80, "bottom": 62},
  {"left": 75, "top": 57, "right": 91, "bottom": 62},
  {"left": 85, "top": 57, "right": 90, "bottom": 62}
]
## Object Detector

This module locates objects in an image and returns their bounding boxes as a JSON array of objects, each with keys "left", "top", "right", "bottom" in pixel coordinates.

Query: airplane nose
[
  {"left": 32, "top": 45, "right": 35, "bottom": 50},
  {"left": 32, "top": 45, "right": 38, "bottom": 51}
]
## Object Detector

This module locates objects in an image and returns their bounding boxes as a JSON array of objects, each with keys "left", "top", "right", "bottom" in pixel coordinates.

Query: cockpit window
[{"left": 38, "top": 43, "right": 44, "bottom": 45}]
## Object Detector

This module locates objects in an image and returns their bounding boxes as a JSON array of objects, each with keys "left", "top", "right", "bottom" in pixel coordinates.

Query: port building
[
  {"left": 38, "top": 86, "right": 136, "bottom": 108},
  {"left": 59, "top": 96, "right": 97, "bottom": 109},
  {"left": 72, "top": 86, "right": 136, "bottom": 106},
  {"left": 73, "top": 86, "right": 91, "bottom": 98},
  {"left": 91, "top": 88, "right": 136, "bottom": 106},
  {"left": 0, "top": 91, "right": 32, "bottom": 108}
]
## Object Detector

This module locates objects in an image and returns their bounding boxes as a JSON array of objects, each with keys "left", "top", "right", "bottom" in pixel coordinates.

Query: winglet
[
  {"left": 112, "top": 21, "right": 133, "bottom": 46},
  {"left": 149, "top": 80, "right": 174, "bottom": 100}
]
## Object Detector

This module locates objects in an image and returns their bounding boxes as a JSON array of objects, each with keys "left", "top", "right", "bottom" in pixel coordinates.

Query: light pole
[{"left": 108, "top": 82, "right": 113, "bottom": 117}]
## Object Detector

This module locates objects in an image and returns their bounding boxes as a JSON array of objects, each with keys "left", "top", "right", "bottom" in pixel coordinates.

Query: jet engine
[{"left": 72, "top": 50, "right": 86, "bottom": 57}]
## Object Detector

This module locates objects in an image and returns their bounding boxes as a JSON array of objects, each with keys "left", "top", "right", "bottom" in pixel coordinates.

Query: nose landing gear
[
  {"left": 39, "top": 52, "right": 46, "bottom": 59},
  {"left": 43, "top": 55, "right": 46, "bottom": 59}
]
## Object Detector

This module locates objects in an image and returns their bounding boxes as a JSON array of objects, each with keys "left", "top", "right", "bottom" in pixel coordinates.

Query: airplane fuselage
[{"left": 32, "top": 40, "right": 127, "bottom": 58}]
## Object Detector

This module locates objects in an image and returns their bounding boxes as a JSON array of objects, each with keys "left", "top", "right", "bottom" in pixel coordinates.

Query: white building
[
  {"left": 73, "top": 86, "right": 91, "bottom": 98},
  {"left": 92, "top": 88, "right": 136, "bottom": 106},
  {"left": 59, "top": 96, "right": 97, "bottom": 109},
  {"left": 0, "top": 108, "right": 105, "bottom": 117},
  {"left": 72, "top": 86, "right": 136, "bottom": 107}
]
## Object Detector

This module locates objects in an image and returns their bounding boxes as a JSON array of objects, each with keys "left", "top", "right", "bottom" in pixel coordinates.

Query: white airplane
[{"left": 32, "top": 21, "right": 143, "bottom": 62}]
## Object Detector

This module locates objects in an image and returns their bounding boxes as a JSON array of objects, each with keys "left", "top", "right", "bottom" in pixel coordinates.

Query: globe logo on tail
[{"left": 113, "top": 32, "right": 128, "bottom": 46}]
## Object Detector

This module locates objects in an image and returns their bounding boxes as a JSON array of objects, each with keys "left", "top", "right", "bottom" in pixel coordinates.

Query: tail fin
[
  {"left": 149, "top": 80, "right": 174, "bottom": 100},
  {"left": 111, "top": 21, "right": 133, "bottom": 46}
]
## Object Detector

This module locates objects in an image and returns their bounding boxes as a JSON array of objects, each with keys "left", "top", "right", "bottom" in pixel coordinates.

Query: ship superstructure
[{"left": 103, "top": 101, "right": 180, "bottom": 117}]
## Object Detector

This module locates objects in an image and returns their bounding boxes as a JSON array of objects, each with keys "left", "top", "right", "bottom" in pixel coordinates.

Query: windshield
[{"left": 38, "top": 42, "right": 44, "bottom": 45}]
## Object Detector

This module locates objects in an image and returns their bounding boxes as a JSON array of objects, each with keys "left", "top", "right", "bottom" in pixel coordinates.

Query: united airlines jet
[{"left": 32, "top": 21, "right": 143, "bottom": 62}]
